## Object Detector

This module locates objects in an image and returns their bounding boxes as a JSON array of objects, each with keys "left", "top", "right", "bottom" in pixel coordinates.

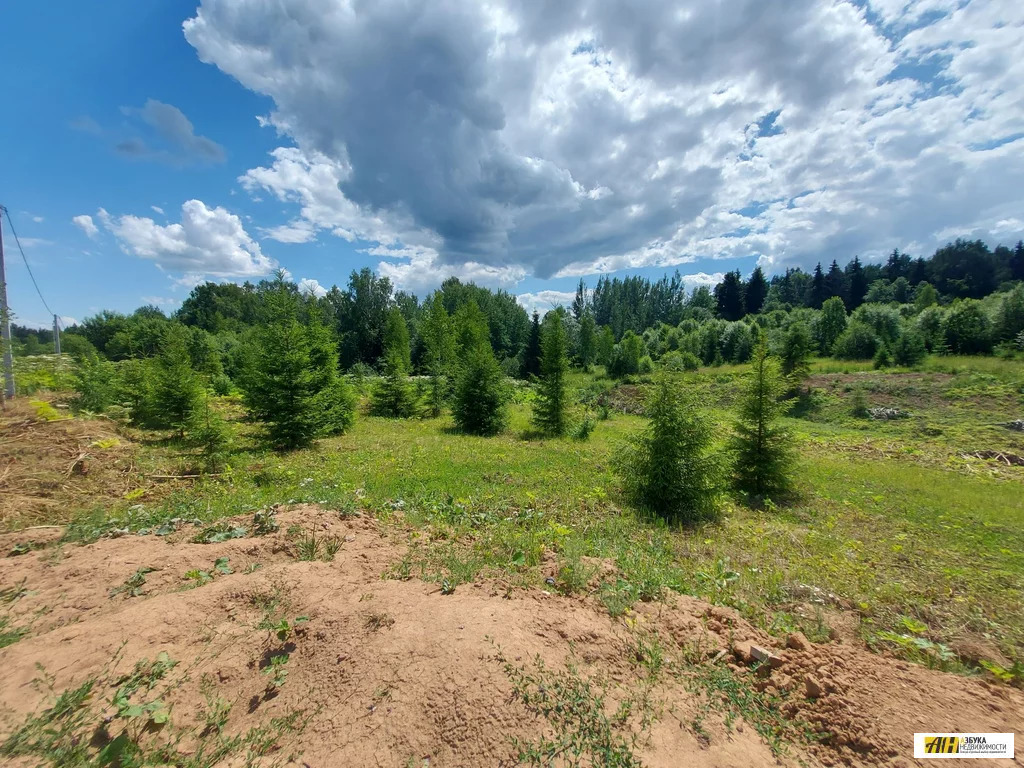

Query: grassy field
[{"left": 8, "top": 356, "right": 1024, "bottom": 678}]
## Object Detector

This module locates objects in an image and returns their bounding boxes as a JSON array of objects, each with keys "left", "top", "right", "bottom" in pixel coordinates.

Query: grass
[{"left": 13, "top": 353, "right": 1024, "bottom": 675}]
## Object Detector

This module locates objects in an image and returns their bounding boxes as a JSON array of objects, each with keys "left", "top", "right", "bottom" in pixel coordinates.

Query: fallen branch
[{"left": 146, "top": 473, "right": 223, "bottom": 480}]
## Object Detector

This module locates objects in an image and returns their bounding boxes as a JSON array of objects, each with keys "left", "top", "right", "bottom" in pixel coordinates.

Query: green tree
[
  {"left": 239, "top": 279, "right": 355, "bottom": 449},
  {"left": 942, "top": 299, "right": 993, "bottom": 354},
  {"left": 453, "top": 344, "right": 508, "bottom": 435},
  {"left": 521, "top": 311, "right": 542, "bottom": 378},
  {"left": 913, "top": 282, "right": 939, "bottom": 312},
  {"left": 845, "top": 255, "right": 868, "bottom": 310},
  {"left": 996, "top": 284, "right": 1024, "bottom": 341},
  {"left": 153, "top": 324, "right": 202, "bottom": 435},
  {"left": 577, "top": 312, "right": 596, "bottom": 370},
  {"left": 815, "top": 297, "right": 847, "bottom": 354},
  {"left": 731, "top": 340, "right": 794, "bottom": 499},
  {"left": 613, "top": 375, "right": 721, "bottom": 522},
  {"left": 608, "top": 330, "right": 645, "bottom": 377},
  {"left": 892, "top": 329, "right": 927, "bottom": 367},
  {"left": 420, "top": 294, "right": 455, "bottom": 416},
  {"left": 372, "top": 308, "right": 417, "bottom": 417},
  {"left": 781, "top": 322, "right": 812, "bottom": 390},
  {"left": 744, "top": 266, "right": 768, "bottom": 315},
  {"left": 715, "top": 270, "right": 744, "bottom": 321},
  {"left": 532, "top": 311, "right": 569, "bottom": 436},
  {"left": 807, "top": 263, "right": 827, "bottom": 309}
]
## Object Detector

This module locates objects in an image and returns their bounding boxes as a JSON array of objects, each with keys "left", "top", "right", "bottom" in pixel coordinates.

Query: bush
[
  {"left": 849, "top": 388, "right": 869, "bottom": 418},
  {"left": 188, "top": 397, "right": 234, "bottom": 472},
  {"left": 453, "top": 345, "right": 508, "bottom": 435},
  {"left": 210, "top": 373, "right": 234, "bottom": 396},
  {"left": 637, "top": 355, "right": 654, "bottom": 374},
  {"left": 892, "top": 329, "right": 927, "bottom": 367},
  {"left": 607, "top": 331, "right": 645, "bottom": 378},
  {"left": 832, "top": 321, "right": 880, "bottom": 360},
  {"left": 731, "top": 341, "right": 794, "bottom": 499},
  {"left": 660, "top": 350, "right": 699, "bottom": 372},
  {"left": 571, "top": 414, "right": 596, "bottom": 441},
  {"left": 613, "top": 375, "right": 721, "bottom": 522},
  {"left": 781, "top": 322, "right": 812, "bottom": 388},
  {"left": 942, "top": 299, "right": 993, "bottom": 355},
  {"left": 873, "top": 345, "right": 891, "bottom": 369}
]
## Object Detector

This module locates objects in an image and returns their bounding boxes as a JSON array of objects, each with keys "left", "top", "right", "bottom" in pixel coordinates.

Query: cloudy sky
[{"left": 3, "top": 0, "right": 1022, "bottom": 326}]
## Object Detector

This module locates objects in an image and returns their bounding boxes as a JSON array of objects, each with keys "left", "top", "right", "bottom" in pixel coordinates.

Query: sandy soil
[{"left": 1, "top": 506, "right": 1021, "bottom": 767}]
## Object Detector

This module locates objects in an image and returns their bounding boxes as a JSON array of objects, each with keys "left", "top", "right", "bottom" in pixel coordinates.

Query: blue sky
[{"left": 3, "top": 0, "right": 1022, "bottom": 328}]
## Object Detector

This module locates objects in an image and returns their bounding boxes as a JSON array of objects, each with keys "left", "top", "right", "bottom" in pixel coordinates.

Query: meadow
[{"left": 9, "top": 355, "right": 1023, "bottom": 680}]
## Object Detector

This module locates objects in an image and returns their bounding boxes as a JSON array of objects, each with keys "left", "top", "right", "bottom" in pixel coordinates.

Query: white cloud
[
  {"left": 32, "top": 216, "right": 44, "bottom": 224},
  {"left": 516, "top": 290, "right": 576, "bottom": 316},
  {"left": 141, "top": 296, "right": 179, "bottom": 307},
  {"left": 151, "top": 206, "right": 165, "bottom": 215},
  {"left": 186, "top": 0, "right": 1024, "bottom": 283},
  {"left": 72, "top": 215, "right": 99, "bottom": 239},
  {"left": 100, "top": 200, "right": 276, "bottom": 280},
  {"left": 297, "top": 277, "right": 327, "bottom": 297}
]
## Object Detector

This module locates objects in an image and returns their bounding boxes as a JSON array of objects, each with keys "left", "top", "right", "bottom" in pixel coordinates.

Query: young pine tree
[
  {"left": 420, "top": 294, "right": 455, "bottom": 417},
  {"left": 188, "top": 394, "right": 234, "bottom": 473},
  {"left": 521, "top": 311, "right": 542, "bottom": 378},
  {"left": 781, "top": 322, "right": 812, "bottom": 392},
  {"left": 731, "top": 340, "right": 794, "bottom": 499},
  {"left": 532, "top": 311, "right": 569, "bottom": 436},
  {"left": 153, "top": 324, "right": 203, "bottom": 435},
  {"left": 613, "top": 375, "right": 721, "bottom": 522},
  {"left": 239, "top": 280, "right": 354, "bottom": 449},
  {"left": 371, "top": 308, "right": 417, "bottom": 417},
  {"left": 453, "top": 339, "right": 508, "bottom": 436}
]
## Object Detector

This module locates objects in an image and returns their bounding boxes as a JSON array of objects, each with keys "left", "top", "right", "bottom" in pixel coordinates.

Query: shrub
[
  {"left": 532, "top": 312, "right": 570, "bottom": 436},
  {"left": 637, "top": 355, "right": 654, "bottom": 374},
  {"left": 832, "top": 321, "right": 880, "bottom": 360},
  {"left": 731, "top": 341, "right": 794, "bottom": 499},
  {"left": 873, "top": 345, "right": 891, "bottom": 369},
  {"left": 613, "top": 375, "right": 721, "bottom": 522},
  {"left": 942, "top": 299, "right": 992, "bottom": 355},
  {"left": 210, "top": 373, "right": 234, "bottom": 396},
  {"left": 660, "top": 351, "right": 699, "bottom": 372},
  {"left": 453, "top": 345, "right": 508, "bottom": 435},
  {"left": 188, "top": 397, "right": 234, "bottom": 472},
  {"left": 607, "top": 331, "right": 645, "bottom": 378},
  {"left": 815, "top": 297, "right": 847, "bottom": 354}
]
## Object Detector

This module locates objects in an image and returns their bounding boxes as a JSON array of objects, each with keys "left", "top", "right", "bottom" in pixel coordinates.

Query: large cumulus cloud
[{"left": 185, "top": 0, "right": 1024, "bottom": 288}]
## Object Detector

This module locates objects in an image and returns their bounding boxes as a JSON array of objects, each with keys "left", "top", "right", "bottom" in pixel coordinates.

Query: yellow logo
[{"left": 924, "top": 736, "right": 961, "bottom": 754}]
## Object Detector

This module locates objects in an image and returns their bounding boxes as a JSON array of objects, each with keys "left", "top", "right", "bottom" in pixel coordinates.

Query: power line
[{"left": 0, "top": 204, "right": 61, "bottom": 328}]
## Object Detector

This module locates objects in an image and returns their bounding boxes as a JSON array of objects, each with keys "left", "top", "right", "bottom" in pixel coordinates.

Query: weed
[
  {"left": 501, "top": 652, "right": 646, "bottom": 767},
  {"left": 296, "top": 526, "right": 342, "bottom": 562},
  {"left": 110, "top": 567, "right": 157, "bottom": 599},
  {"left": 0, "top": 616, "right": 29, "bottom": 648},
  {"left": 262, "top": 653, "right": 290, "bottom": 691},
  {"left": 193, "top": 521, "right": 248, "bottom": 544},
  {"left": 252, "top": 508, "right": 280, "bottom": 536}
]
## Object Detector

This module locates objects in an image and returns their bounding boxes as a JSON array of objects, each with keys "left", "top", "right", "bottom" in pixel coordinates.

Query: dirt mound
[
  {"left": 0, "top": 399, "right": 140, "bottom": 530},
  {"left": 1, "top": 506, "right": 1021, "bottom": 767}
]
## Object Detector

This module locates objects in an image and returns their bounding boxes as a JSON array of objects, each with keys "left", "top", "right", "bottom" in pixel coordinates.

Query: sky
[{"left": 2, "top": 0, "right": 1023, "bottom": 328}]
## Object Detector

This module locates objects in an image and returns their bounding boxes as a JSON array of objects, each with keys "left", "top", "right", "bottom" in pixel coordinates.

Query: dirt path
[{"left": 1, "top": 506, "right": 1020, "bottom": 767}]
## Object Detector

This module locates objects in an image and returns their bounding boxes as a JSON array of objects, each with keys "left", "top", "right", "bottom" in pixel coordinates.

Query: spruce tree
[
  {"left": 781, "top": 322, "right": 812, "bottom": 391},
  {"left": 808, "top": 263, "right": 827, "bottom": 309},
  {"left": 532, "top": 311, "right": 569, "bottom": 436},
  {"left": 744, "top": 267, "right": 768, "bottom": 315},
  {"left": 845, "top": 256, "right": 868, "bottom": 310},
  {"left": 453, "top": 343, "right": 508, "bottom": 435},
  {"left": 731, "top": 340, "right": 794, "bottom": 499},
  {"left": 521, "top": 311, "right": 542, "bottom": 378},
  {"left": 239, "top": 279, "right": 354, "bottom": 449},
  {"left": 715, "top": 271, "right": 744, "bottom": 321},
  {"left": 614, "top": 375, "right": 721, "bottom": 522},
  {"left": 421, "top": 294, "right": 455, "bottom": 416},
  {"left": 371, "top": 308, "right": 417, "bottom": 417},
  {"left": 153, "top": 324, "right": 202, "bottom": 435}
]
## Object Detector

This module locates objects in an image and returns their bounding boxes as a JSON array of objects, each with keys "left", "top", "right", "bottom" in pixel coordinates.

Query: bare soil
[{"left": 1, "top": 506, "right": 1020, "bottom": 767}]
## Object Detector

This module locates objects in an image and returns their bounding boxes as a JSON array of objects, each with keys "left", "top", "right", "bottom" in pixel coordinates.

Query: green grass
[{"left": 34, "top": 355, "right": 1024, "bottom": 673}]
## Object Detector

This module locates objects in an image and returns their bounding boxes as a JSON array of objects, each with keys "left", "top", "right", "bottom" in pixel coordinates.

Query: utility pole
[
  {"left": 0, "top": 207, "right": 15, "bottom": 401},
  {"left": 53, "top": 314, "right": 61, "bottom": 356}
]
